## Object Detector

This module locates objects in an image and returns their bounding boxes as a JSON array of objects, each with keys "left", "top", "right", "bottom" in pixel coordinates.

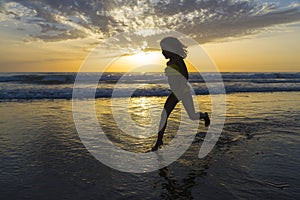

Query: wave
[
  {"left": 0, "top": 85, "right": 300, "bottom": 100},
  {"left": 0, "top": 73, "right": 167, "bottom": 84},
  {"left": 0, "top": 72, "right": 300, "bottom": 100},
  {"left": 1, "top": 72, "right": 300, "bottom": 85},
  {"left": 220, "top": 72, "right": 300, "bottom": 80},
  {"left": 0, "top": 73, "right": 76, "bottom": 84}
]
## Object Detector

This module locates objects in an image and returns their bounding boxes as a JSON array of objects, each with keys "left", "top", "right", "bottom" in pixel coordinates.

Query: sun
[
  {"left": 127, "top": 51, "right": 162, "bottom": 67},
  {"left": 106, "top": 51, "right": 165, "bottom": 72}
]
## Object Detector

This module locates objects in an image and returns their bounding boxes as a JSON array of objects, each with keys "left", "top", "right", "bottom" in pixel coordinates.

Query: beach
[
  {"left": 1, "top": 0, "right": 300, "bottom": 198},
  {"left": 1, "top": 86, "right": 300, "bottom": 199}
]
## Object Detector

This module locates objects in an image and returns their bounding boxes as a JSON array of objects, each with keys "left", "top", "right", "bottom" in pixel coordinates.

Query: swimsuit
[
  {"left": 165, "top": 64, "right": 181, "bottom": 76},
  {"left": 165, "top": 64, "right": 191, "bottom": 99}
]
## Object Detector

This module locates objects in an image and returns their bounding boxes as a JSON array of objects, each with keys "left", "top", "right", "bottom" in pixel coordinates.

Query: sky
[{"left": 0, "top": 0, "right": 299, "bottom": 72}]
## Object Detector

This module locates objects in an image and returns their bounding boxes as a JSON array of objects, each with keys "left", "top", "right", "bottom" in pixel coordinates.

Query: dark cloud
[{"left": 0, "top": 0, "right": 300, "bottom": 43}]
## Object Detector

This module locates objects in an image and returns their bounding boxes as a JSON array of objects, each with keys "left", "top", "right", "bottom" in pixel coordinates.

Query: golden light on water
[{"left": 129, "top": 97, "right": 152, "bottom": 127}]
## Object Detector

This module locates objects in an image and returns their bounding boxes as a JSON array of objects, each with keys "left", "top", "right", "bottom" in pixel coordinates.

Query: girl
[{"left": 152, "top": 37, "right": 210, "bottom": 151}]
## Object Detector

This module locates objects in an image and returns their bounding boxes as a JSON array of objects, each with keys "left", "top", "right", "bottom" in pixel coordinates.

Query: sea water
[{"left": 0, "top": 72, "right": 299, "bottom": 199}]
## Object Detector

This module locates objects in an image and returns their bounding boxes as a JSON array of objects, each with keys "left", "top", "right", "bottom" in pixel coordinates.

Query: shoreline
[{"left": 0, "top": 91, "right": 299, "bottom": 102}]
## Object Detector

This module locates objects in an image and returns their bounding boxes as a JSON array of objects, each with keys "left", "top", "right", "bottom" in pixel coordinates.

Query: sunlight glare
[
  {"left": 106, "top": 51, "right": 164, "bottom": 72},
  {"left": 124, "top": 51, "right": 163, "bottom": 67}
]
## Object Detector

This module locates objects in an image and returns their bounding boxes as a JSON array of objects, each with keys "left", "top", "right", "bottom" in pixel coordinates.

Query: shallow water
[{"left": 0, "top": 92, "right": 299, "bottom": 199}]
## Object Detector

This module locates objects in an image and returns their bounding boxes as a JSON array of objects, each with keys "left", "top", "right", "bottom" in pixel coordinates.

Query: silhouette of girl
[{"left": 152, "top": 37, "right": 210, "bottom": 151}]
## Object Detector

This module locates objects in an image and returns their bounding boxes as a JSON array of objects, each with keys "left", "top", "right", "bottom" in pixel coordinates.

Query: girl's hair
[{"left": 160, "top": 37, "right": 187, "bottom": 59}]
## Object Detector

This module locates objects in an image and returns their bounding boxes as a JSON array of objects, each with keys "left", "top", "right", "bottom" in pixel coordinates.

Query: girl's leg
[
  {"left": 181, "top": 93, "right": 203, "bottom": 120},
  {"left": 181, "top": 93, "right": 210, "bottom": 126},
  {"left": 152, "top": 93, "right": 179, "bottom": 151}
]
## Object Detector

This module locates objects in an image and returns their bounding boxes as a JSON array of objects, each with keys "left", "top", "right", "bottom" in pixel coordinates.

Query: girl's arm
[{"left": 179, "top": 60, "right": 189, "bottom": 80}]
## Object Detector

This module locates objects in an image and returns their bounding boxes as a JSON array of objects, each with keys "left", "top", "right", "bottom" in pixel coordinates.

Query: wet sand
[{"left": 0, "top": 92, "right": 299, "bottom": 199}]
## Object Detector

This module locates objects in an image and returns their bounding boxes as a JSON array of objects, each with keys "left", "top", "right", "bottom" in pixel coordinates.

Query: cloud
[{"left": 0, "top": 0, "right": 299, "bottom": 43}]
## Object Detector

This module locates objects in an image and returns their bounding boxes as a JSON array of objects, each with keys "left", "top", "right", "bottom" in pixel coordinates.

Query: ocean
[
  {"left": 0, "top": 72, "right": 300, "bottom": 199},
  {"left": 0, "top": 72, "right": 300, "bottom": 99}
]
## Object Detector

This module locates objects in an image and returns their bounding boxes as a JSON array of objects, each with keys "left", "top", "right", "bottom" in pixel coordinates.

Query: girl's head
[{"left": 160, "top": 37, "right": 187, "bottom": 59}]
